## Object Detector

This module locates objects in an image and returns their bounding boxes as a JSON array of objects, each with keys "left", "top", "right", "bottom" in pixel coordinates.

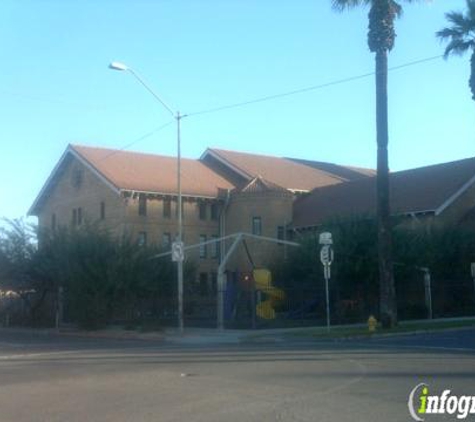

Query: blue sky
[{"left": 0, "top": 0, "right": 473, "bottom": 221}]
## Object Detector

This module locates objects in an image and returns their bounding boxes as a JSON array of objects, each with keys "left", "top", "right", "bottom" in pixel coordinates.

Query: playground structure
[
  {"left": 253, "top": 269, "right": 285, "bottom": 320},
  {"left": 153, "top": 231, "right": 300, "bottom": 329}
]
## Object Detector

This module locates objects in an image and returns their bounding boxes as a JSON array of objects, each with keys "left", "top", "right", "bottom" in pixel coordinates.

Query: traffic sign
[
  {"left": 172, "top": 241, "right": 184, "bottom": 262},
  {"left": 320, "top": 245, "right": 334, "bottom": 266}
]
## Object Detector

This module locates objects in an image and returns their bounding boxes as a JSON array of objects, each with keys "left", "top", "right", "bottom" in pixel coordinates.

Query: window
[
  {"left": 51, "top": 214, "right": 56, "bottom": 231},
  {"left": 162, "top": 232, "right": 171, "bottom": 250},
  {"left": 199, "top": 202, "right": 207, "bottom": 220},
  {"left": 138, "top": 232, "right": 147, "bottom": 247},
  {"left": 199, "top": 273, "right": 209, "bottom": 296},
  {"left": 211, "top": 235, "right": 219, "bottom": 259},
  {"left": 77, "top": 207, "right": 83, "bottom": 226},
  {"left": 277, "top": 226, "right": 285, "bottom": 246},
  {"left": 199, "top": 234, "right": 207, "bottom": 259},
  {"left": 163, "top": 198, "right": 171, "bottom": 218},
  {"left": 138, "top": 194, "right": 147, "bottom": 216},
  {"left": 252, "top": 217, "right": 262, "bottom": 236},
  {"left": 210, "top": 203, "right": 219, "bottom": 221},
  {"left": 100, "top": 202, "right": 105, "bottom": 220}
]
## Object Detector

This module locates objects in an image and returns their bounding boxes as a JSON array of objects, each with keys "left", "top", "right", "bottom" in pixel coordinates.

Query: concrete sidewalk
[
  {"left": 2, "top": 316, "right": 475, "bottom": 345},
  {"left": 0, "top": 325, "right": 301, "bottom": 345}
]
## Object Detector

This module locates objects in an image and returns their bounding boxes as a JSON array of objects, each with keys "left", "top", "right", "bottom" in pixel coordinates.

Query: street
[{"left": 0, "top": 329, "right": 474, "bottom": 422}]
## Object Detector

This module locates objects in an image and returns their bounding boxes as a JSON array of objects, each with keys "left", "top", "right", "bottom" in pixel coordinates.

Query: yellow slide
[{"left": 253, "top": 269, "right": 285, "bottom": 320}]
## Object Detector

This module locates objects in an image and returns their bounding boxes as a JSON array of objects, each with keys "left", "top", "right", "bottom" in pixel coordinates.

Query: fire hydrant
[{"left": 368, "top": 315, "right": 377, "bottom": 333}]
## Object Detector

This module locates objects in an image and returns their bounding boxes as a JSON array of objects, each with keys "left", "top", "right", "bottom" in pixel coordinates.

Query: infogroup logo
[{"left": 408, "top": 383, "right": 475, "bottom": 421}]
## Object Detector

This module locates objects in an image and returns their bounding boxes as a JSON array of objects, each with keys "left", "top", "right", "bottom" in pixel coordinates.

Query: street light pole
[
  {"left": 109, "top": 61, "right": 185, "bottom": 334},
  {"left": 176, "top": 111, "right": 184, "bottom": 334}
]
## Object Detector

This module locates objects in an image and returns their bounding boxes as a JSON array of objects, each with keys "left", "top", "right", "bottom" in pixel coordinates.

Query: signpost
[
  {"left": 319, "top": 232, "right": 334, "bottom": 332},
  {"left": 471, "top": 263, "right": 475, "bottom": 310},
  {"left": 171, "top": 241, "right": 184, "bottom": 262}
]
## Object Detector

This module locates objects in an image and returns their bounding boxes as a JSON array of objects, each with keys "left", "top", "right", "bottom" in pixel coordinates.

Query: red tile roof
[
  {"left": 286, "top": 158, "right": 376, "bottom": 180},
  {"left": 72, "top": 145, "right": 235, "bottom": 197},
  {"left": 293, "top": 157, "right": 475, "bottom": 228},
  {"left": 204, "top": 148, "right": 349, "bottom": 191}
]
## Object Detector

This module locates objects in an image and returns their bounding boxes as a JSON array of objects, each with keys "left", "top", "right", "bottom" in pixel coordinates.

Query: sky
[{"left": 0, "top": 0, "right": 473, "bottom": 221}]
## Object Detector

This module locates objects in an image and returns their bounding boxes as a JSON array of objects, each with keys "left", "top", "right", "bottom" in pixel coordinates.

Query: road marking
[{"left": 0, "top": 350, "right": 79, "bottom": 360}]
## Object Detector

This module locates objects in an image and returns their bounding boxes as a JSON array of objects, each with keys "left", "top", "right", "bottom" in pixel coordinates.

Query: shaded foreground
[{"left": 0, "top": 329, "right": 474, "bottom": 422}]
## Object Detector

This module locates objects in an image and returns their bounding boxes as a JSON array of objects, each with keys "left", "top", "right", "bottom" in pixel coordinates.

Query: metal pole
[
  {"left": 217, "top": 234, "right": 242, "bottom": 330},
  {"left": 324, "top": 266, "right": 330, "bottom": 332},
  {"left": 423, "top": 269, "right": 433, "bottom": 320},
  {"left": 177, "top": 112, "right": 184, "bottom": 334}
]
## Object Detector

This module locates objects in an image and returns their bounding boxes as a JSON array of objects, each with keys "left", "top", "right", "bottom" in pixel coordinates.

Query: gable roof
[
  {"left": 286, "top": 158, "right": 376, "bottom": 181},
  {"left": 237, "top": 176, "right": 290, "bottom": 194},
  {"left": 72, "top": 145, "right": 234, "bottom": 196},
  {"left": 201, "top": 148, "right": 355, "bottom": 192},
  {"left": 29, "top": 145, "right": 235, "bottom": 215},
  {"left": 293, "top": 157, "right": 475, "bottom": 229}
]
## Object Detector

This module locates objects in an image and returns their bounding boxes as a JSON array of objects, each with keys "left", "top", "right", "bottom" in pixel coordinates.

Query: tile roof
[
  {"left": 293, "top": 157, "right": 475, "bottom": 228},
  {"left": 204, "top": 148, "right": 348, "bottom": 191},
  {"left": 72, "top": 145, "right": 235, "bottom": 197},
  {"left": 286, "top": 158, "right": 376, "bottom": 181}
]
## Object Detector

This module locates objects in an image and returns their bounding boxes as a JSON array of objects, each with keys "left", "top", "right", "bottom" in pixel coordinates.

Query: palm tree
[
  {"left": 437, "top": 0, "right": 475, "bottom": 101},
  {"left": 332, "top": 0, "right": 420, "bottom": 328}
]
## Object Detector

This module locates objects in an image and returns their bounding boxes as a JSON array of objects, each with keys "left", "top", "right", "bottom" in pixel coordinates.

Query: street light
[{"left": 109, "top": 61, "right": 185, "bottom": 334}]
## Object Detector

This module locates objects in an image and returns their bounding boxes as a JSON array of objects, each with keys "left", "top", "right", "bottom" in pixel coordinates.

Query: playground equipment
[{"left": 253, "top": 269, "right": 285, "bottom": 320}]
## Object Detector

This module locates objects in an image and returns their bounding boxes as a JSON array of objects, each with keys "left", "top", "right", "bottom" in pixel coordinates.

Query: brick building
[
  {"left": 29, "top": 145, "right": 475, "bottom": 293},
  {"left": 29, "top": 144, "right": 373, "bottom": 288}
]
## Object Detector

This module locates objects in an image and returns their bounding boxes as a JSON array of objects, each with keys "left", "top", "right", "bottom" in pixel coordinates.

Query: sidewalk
[{"left": 1, "top": 316, "right": 474, "bottom": 345}]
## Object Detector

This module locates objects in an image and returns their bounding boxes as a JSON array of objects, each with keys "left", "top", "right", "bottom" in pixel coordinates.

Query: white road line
[{"left": 0, "top": 350, "right": 80, "bottom": 360}]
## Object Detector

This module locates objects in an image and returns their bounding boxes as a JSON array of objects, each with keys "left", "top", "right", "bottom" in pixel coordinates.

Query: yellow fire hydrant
[{"left": 368, "top": 315, "right": 377, "bottom": 333}]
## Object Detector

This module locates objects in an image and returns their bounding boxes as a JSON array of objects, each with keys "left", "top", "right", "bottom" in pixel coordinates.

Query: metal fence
[{"left": 2, "top": 276, "right": 474, "bottom": 329}]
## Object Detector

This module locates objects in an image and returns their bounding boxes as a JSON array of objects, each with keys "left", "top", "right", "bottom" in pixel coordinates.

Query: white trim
[
  {"left": 288, "top": 188, "right": 310, "bottom": 194},
  {"left": 435, "top": 173, "right": 475, "bottom": 216},
  {"left": 120, "top": 189, "right": 222, "bottom": 201}
]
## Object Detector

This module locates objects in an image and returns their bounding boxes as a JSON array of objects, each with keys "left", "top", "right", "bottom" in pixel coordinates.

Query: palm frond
[
  {"left": 332, "top": 0, "right": 370, "bottom": 12},
  {"left": 437, "top": 2, "right": 475, "bottom": 59},
  {"left": 444, "top": 39, "right": 474, "bottom": 58},
  {"left": 436, "top": 27, "right": 465, "bottom": 41},
  {"left": 468, "top": 0, "right": 475, "bottom": 21},
  {"left": 445, "top": 11, "right": 475, "bottom": 33}
]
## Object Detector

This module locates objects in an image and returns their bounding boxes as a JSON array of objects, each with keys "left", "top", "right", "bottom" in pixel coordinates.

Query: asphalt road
[{"left": 0, "top": 329, "right": 474, "bottom": 422}]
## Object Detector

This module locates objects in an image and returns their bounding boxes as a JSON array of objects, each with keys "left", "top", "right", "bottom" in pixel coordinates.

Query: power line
[
  {"left": 102, "top": 54, "right": 443, "bottom": 159},
  {"left": 99, "top": 120, "right": 174, "bottom": 162},
  {"left": 187, "top": 54, "right": 443, "bottom": 118}
]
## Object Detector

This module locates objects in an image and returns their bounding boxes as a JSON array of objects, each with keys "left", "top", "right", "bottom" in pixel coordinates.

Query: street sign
[
  {"left": 172, "top": 241, "right": 184, "bottom": 262},
  {"left": 320, "top": 245, "right": 334, "bottom": 266},
  {"left": 319, "top": 232, "right": 333, "bottom": 245}
]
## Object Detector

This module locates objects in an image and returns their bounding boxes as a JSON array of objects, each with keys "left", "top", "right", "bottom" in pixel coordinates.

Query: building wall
[
  {"left": 37, "top": 156, "right": 125, "bottom": 236},
  {"left": 122, "top": 196, "right": 222, "bottom": 288},
  {"left": 224, "top": 190, "right": 293, "bottom": 273},
  {"left": 35, "top": 153, "right": 298, "bottom": 294}
]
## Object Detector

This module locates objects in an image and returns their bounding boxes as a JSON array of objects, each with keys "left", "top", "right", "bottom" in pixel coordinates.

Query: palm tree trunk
[
  {"left": 470, "top": 51, "right": 475, "bottom": 101},
  {"left": 375, "top": 49, "right": 397, "bottom": 328}
]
